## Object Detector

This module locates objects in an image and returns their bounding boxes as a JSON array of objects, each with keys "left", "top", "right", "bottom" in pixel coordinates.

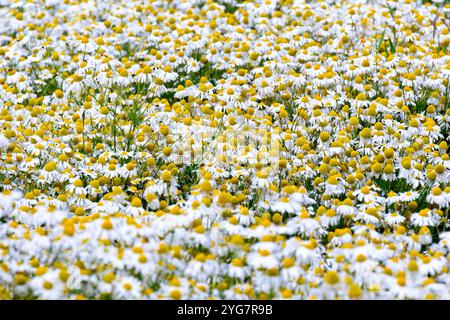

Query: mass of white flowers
[{"left": 0, "top": 0, "right": 449, "bottom": 300}]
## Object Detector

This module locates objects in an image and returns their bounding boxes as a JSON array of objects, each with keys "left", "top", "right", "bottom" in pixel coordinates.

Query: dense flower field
[{"left": 0, "top": 0, "right": 450, "bottom": 300}]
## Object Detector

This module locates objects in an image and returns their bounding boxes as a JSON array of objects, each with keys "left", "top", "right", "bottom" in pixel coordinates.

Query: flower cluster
[{"left": 0, "top": 0, "right": 450, "bottom": 299}]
